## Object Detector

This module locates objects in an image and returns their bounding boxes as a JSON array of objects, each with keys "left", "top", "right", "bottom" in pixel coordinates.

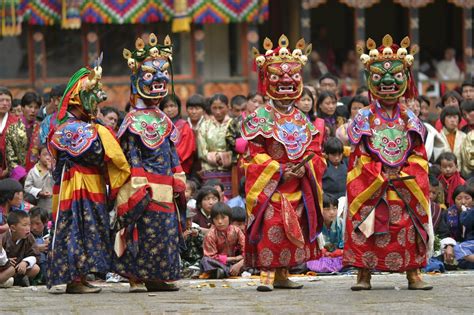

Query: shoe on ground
[
  {"left": 274, "top": 279, "right": 303, "bottom": 289},
  {"left": 66, "top": 282, "right": 101, "bottom": 294},
  {"left": 350, "top": 282, "right": 372, "bottom": 291},
  {"left": 145, "top": 281, "right": 179, "bottom": 292},
  {"left": 0, "top": 277, "right": 14, "bottom": 288},
  {"left": 129, "top": 282, "right": 147, "bottom": 293},
  {"left": 408, "top": 280, "right": 433, "bottom": 290},
  {"left": 256, "top": 284, "right": 274, "bottom": 292}
]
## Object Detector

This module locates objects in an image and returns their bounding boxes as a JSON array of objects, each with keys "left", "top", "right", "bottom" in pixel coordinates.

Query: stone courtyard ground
[{"left": 1, "top": 271, "right": 473, "bottom": 314}]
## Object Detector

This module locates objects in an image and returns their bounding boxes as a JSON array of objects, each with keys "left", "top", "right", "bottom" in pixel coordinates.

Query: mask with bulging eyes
[
  {"left": 265, "top": 61, "right": 303, "bottom": 102},
  {"left": 366, "top": 59, "right": 408, "bottom": 103},
  {"left": 134, "top": 58, "right": 170, "bottom": 100}
]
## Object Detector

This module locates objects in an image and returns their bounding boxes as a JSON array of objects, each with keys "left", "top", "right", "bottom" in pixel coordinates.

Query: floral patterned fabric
[
  {"left": 0, "top": 114, "right": 27, "bottom": 174},
  {"left": 47, "top": 134, "right": 109, "bottom": 288},
  {"left": 113, "top": 112, "right": 186, "bottom": 282}
]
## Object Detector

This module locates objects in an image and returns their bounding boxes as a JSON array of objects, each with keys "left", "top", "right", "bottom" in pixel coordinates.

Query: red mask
[{"left": 264, "top": 61, "right": 303, "bottom": 101}]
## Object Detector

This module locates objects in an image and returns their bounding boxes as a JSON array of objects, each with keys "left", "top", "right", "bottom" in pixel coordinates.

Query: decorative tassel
[
  {"left": 172, "top": 0, "right": 191, "bottom": 33},
  {"left": 1, "top": 0, "right": 21, "bottom": 37},
  {"left": 61, "top": 0, "right": 81, "bottom": 29}
]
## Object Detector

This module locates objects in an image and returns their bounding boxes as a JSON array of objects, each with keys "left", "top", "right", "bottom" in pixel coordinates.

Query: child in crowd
[
  {"left": 193, "top": 186, "right": 220, "bottom": 234},
  {"left": 200, "top": 202, "right": 245, "bottom": 278},
  {"left": 181, "top": 209, "right": 204, "bottom": 278},
  {"left": 438, "top": 106, "right": 466, "bottom": 166},
  {"left": 436, "top": 185, "right": 473, "bottom": 270},
  {"left": 461, "top": 100, "right": 474, "bottom": 178},
  {"left": 322, "top": 137, "right": 348, "bottom": 200},
  {"left": 10, "top": 99, "right": 23, "bottom": 116},
  {"left": 0, "top": 210, "right": 40, "bottom": 287},
  {"left": 307, "top": 195, "right": 344, "bottom": 273},
  {"left": 185, "top": 179, "right": 199, "bottom": 213},
  {"left": 229, "top": 95, "right": 247, "bottom": 118},
  {"left": 29, "top": 207, "right": 49, "bottom": 284},
  {"left": 0, "top": 179, "right": 27, "bottom": 221},
  {"left": 429, "top": 175, "right": 444, "bottom": 231},
  {"left": 24, "top": 146, "right": 53, "bottom": 212},
  {"left": 207, "top": 179, "right": 228, "bottom": 203},
  {"left": 231, "top": 206, "right": 246, "bottom": 233},
  {"left": 186, "top": 94, "right": 207, "bottom": 133},
  {"left": 437, "top": 152, "right": 465, "bottom": 207}
]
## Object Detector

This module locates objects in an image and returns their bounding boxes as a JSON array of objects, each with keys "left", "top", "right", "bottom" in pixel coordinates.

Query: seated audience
[
  {"left": 0, "top": 210, "right": 40, "bottom": 287},
  {"left": 307, "top": 195, "right": 344, "bottom": 273},
  {"left": 200, "top": 202, "right": 245, "bottom": 278}
]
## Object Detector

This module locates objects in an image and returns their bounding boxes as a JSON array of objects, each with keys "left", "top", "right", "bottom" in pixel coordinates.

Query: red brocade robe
[
  {"left": 343, "top": 103, "right": 432, "bottom": 272},
  {"left": 241, "top": 104, "right": 325, "bottom": 269}
]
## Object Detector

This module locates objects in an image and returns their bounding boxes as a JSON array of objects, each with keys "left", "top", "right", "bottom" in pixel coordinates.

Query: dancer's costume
[
  {"left": 343, "top": 35, "right": 433, "bottom": 290},
  {"left": 47, "top": 59, "right": 131, "bottom": 292},
  {"left": 242, "top": 35, "right": 325, "bottom": 291},
  {"left": 113, "top": 34, "right": 186, "bottom": 290}
]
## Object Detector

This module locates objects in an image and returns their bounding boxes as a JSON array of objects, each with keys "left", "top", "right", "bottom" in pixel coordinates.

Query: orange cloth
[{"left": 445, "top": 130, "right": 456, "bottom": 152}]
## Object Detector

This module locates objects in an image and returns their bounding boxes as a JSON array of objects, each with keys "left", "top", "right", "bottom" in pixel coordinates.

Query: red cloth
[
  {"left": 438, "top": 172, "right": 465, "bottom": 207},
  {"left": 344, "top": 141, "right": 430, "bottom": 272},
  {"left": 244, "top": 136, "right": 325, "bottom": 269},
  {"left": 203, "top": 225, "right": 245, "bottom": 264},
  {"left": 174, "top": 119, "right": 196, "bottom": 174}
]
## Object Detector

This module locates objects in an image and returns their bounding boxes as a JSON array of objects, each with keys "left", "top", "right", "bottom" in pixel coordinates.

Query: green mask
[{"left": 367, "top": 60, "right": 408, "bottom": 102}]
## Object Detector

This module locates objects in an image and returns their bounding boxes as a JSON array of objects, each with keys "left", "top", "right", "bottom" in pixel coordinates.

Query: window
[
  {"left": 0, "top": 31, "right": 29, "bottom": 79},
  {"left": 43, "top": 26, "right": 83, "bottom": 78}
]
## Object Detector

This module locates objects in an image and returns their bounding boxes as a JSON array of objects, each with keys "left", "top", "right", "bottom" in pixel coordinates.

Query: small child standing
[
  {"left": 24, "top": 146, "right": 53, "bottom": 212},
  {"left": 0, "top": 210, "right": 40, "bottom": 287},
  {"left": 29, "top": 207, "right": 49, "bottom": 284},
  {"left": 180, "top": 209, "right": 204, "bottom": 278},
  {"left": 200, "top": 202, "right": 245, "bottom": 278},
  {"left": 322, "top": 137, "right": 348, "bottom": 200},
  {"left": 437, "top": 152, "right": 465, "bottom": 207},
  {"left": 307, "top": 195, "right": 344, "bottom": 273}
]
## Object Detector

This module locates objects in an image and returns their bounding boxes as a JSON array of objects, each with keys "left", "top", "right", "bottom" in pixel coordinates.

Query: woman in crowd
[
  {"left": 316, "top": 91, "right": 345, "bottom": 136},
  {"left": 197, "top": 93, "right": 233, "bottom": 198},
  {"left": 0, "top": 87, "right": 27, "bottom": 180},
  {"left": 160, "top": 94, "right": 196, "bottom": 175}
]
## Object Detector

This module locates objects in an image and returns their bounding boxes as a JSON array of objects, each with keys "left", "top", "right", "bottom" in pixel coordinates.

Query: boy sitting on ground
[{"left": 0, "top": 210, "right": 40, "bottom": 287}]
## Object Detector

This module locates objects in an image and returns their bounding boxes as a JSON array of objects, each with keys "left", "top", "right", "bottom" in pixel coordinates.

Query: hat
[{"left": 0, "top": 178, "right": 23, "bottom": 193}]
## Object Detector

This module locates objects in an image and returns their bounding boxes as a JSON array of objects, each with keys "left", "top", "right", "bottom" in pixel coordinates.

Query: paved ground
[{"left": 1, "top": 271, "right": 474, "bottom": 314}]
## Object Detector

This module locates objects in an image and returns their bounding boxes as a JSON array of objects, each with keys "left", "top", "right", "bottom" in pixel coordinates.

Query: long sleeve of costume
[{"left": 5, "top": 121, "right": 27, "bottom": 170}]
